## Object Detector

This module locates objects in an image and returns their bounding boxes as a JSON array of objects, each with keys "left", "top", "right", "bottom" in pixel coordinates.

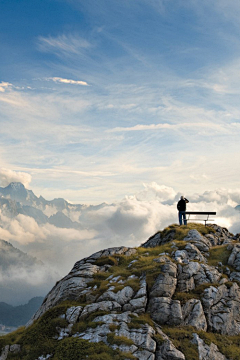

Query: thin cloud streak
[
  {"left": 47, "top": 77, "right": 89, "bottom": 86},
  {"left": 107, "top": 122, "right": 232, "bottom": 133}
]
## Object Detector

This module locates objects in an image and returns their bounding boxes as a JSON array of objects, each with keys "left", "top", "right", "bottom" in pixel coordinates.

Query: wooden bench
[{"left": 184, "top": 211, "right": 216, "bottom": 226}]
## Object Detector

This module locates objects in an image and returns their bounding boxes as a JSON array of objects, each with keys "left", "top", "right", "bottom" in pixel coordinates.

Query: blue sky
[{"left": 1, "top": 0, "right": 240, "bottom": 203}]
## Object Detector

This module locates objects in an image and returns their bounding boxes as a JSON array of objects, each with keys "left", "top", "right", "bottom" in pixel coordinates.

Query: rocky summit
[{"left": 1, "top": 223, "right": 240, "bottom": 360}]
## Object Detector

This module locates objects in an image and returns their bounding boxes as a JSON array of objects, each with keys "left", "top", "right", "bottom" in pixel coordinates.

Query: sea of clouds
[{"left": 0, "top": 176, "right": 240, "bottom": 304}]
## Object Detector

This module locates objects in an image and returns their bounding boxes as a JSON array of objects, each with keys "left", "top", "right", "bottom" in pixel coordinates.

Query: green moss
[
  {"left": 153, "top": 333, "right": 164, "bottom": 345},
  {"left": 162, "top": 326, "right": 199, "bottom": 360},
  {"left": 0, "top": 326, "right": 25, "bottom": 349},
  {"left": 72, "top": 310, "right": 110, "bottom": 335},
  {"left": 208, "top": 245, "right": 232, "bottom": 267},
  {"left": 191, "top": 283, "right": 219, "bottom": 297},
  {"left": 198, "top": 331, "right": 240, "bottom": 360},
  {"left": 160, "top": 223, "right": 215, "bottom": 241},
  {"left": 107, "top": 333, "right": 134, "bottom": 346},
  {"left": 88, "top": 279, "right": 109, "bottom": 298},
  {"left": 15, "top": 305, "right": 69, "bottom": 359},
  {"left": 94, "top": 256, "right": 119, "bottom": 267},
  {"left": 163, "top": 325, "right": 240, "bottom": 360},
  {"left": 53, "top": 337, "right": 134, "bottom": 360},
  {"left": 72, "top": 321, "right": 104, "bottom": 334},
  {"left": 109, "top": 324, "right": 119, "bottom": 332},
  {"left": 137, "top": 243, "right": 173, "bottom": 257},
  {"left": 128, "top": 313, "right": 154, "bottom": 329},
  {"left": 173, "top": 292, "right": 199, "bottom": 303}
]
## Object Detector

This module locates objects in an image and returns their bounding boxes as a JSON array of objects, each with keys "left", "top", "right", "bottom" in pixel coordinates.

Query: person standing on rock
[{"left": 177, "top": 196, "right": 189, "bottom": 225}]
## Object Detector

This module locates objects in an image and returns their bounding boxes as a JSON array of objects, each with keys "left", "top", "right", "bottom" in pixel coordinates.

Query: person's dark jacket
[{"left": 177, "top": 198, "right": 189, "bottom": 211}]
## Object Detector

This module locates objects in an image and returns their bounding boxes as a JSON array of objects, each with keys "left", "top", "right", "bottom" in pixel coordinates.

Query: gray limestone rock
[
  {"left": 156, "top": 340, "right": 185, "bottom": 360},
  {"left": 93, "top": 311, "right": 133, "bottom": 324},
  {"left": 182, "top": 299, "right": 207, "bottom": 331},
  {"left": 0, "top": 345, "right": 21, "bottom": 360},
  {"left": 183, "top": 230, "right": 212, "bottom": 253},
  {"left": 133, "top": 349, "right": 155, "bottom": 360},
  {"left": 9, "top": 345, "right": 21, "bottom": 354},
  {"left": 141, "top": 232, "right": 162, "bottom": 248},
  {"left": 150, "top": 274, "right": 177, "bottom": 298},
  {"left": 202, "top": 283, "right": 240, "bottom": 335},
  {"left": 184, "top": 243, "right": 207, "bottom": 262},
  {"left": 150, "top": 260, "right": 177, "bottom": 298},
  {"left": 27, "top": 263, "right": 100, "bottom": 326},
  {"left": 192, "top": 333, "right": 227, "bottom": 360},
  {"left": 228, "top": 244, "right": 240, "bottom": 270},
  {"left": 97, "top": 286, "right": 134, "bottom": 305},
  {"left": 75, "top": 311, "right": 157, "bottom": 359},
  {"left": 177, "top": 262, "right": 221, "bottom": 292},
  {"left": 74, "top": 246, "right": 137, "bottom": 267},
  {"left": 149, "top": 297, "right": 182, "bottom": 326},
  {"left": 0, "top": 346, "right": 9, "bottom": 360},
  {"left": 65, "top": 306, "right": 83, "bottom": 324},
  {"left": 79, "top": 301, "right": 121, "bottom": 319},
  {"left": 116, "top": 322, "right": 156, "bottom": 353},
  {"left": 174, "top": 250, "right": 188, "bottom": 263}
]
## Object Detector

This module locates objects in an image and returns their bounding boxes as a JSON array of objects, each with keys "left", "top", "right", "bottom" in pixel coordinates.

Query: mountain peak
[
  {"left": 7, "top": 182, "right": 26, "bottom": 190},
  {"left": 9, "top": 223, "right": 238, "bottom": 360}
]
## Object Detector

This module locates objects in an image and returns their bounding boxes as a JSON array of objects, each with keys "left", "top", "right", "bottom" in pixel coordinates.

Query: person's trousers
[{"left": 179, "top": 211, "right": 187, "bottom": 225}]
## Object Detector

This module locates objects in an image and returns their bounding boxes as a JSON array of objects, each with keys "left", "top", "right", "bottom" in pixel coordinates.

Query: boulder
[
  {"left": 149, "top": 297, "right": 182, "bottom": 326},
  {"left": 202, "top": 283, "right": 240, "bottom": 335},
  {"left": 182, "top": 299, "right": 207, "bottom": 331},
  {"left": 156, "top": 340, "right": 185, "bottom": 360}
]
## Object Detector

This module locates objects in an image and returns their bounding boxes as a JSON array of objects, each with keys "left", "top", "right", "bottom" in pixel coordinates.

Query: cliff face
[{"left": 1, "top": 223, "right": 240, "bottom": 360}]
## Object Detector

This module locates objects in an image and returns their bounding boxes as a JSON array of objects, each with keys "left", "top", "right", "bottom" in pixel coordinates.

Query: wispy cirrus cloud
[
  {"left": 106, "top": 122, "right": 234, "bottom": 134},
  {"left": 47, "top": 77, "right": 89, "bottom": 86},
  {"left": 37, "top": 33, "right": 91, "bottom": 56}
]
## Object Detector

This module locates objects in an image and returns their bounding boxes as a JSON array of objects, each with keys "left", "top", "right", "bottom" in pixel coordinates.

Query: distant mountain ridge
[
  {"left": 0, "top": 297, "right": 44, "bottom": 327},
  {"left": 0, "top": 239, "right": 43, "bottom": 270},
  {"left": 0, "top": 182, "right": 108, "bottom": 229},
  {"left": 0, "top": 182, "right": 83, "bottom": 228}
]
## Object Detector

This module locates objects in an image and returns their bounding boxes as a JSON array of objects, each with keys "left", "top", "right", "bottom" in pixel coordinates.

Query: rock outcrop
[{"left": 1, "top": 224, "right": 240, "bottom": 360}]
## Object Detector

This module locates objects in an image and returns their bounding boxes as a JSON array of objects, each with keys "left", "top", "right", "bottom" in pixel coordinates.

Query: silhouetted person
[{"left": 177, "top": 196, "right": 189, "bottom": 225}]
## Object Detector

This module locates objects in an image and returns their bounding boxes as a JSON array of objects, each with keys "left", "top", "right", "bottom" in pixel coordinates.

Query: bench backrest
[{"left": 185, "top": 212, "right": 216, "bottom": 215}]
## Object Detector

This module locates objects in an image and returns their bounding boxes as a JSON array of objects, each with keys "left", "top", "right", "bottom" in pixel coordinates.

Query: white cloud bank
[
  {"left": 1, "top": 183, "right": 240, "bottom": 268},
  {"left": 0, "top": 168, "right": 32, "bottom": 187},
  {"left": 0, "top": 182, "right": 240, "bottom": 304}
]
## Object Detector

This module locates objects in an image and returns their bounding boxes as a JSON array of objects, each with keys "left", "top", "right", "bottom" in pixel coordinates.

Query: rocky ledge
[{"left": 1, "top": 223, "right": 240, "bottom": 360}]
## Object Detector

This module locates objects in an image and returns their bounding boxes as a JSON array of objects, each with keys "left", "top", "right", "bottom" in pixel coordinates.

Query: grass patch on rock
[
  {"left": 53, "top": 337, "right": 135, "bottom": 360},
  {"left": 160, "top": 223, "right": 215, "bottom": 241},
  {"left": 72, "top": 310, "right": 109, "bottom": 334},
  {"left": 128, "top": 313, "right": 154, "bottom": 329},
  {"left": 94, "top": 256, "right": 119, "bottom": 267},
  {"left": 162, "top": 326, "right": 198, "bottom": 360},
  {"left": 107, "top": 333, "right": 134, "bottom": 346},
  {"left": 198, "top": 331, "right": 240, "bottom": 360},
  {"left": 208, "top": 245, "right": 232, "bottom": 267},
  {"left": 173, "top": 292, "right": 199, "bottom": 303}
]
